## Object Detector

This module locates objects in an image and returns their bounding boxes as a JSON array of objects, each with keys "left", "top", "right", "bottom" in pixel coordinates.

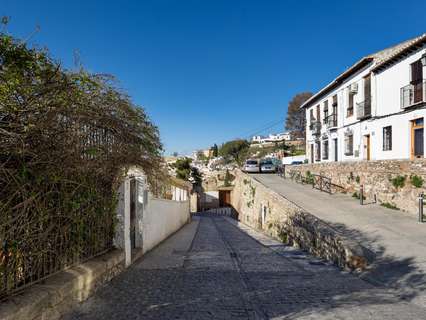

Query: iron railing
[
  {"left": 401, "top": 80, "right": 426, "bottom": 109},
  {"left": 356, "top": 98, "right": 372, "bottom": 120},
  {"left": 312, "top": 174, "right": 332, "bottom": 194},
  {"left": 0, "top": 120, "right": 119, "bottom": 300},
  {"left": 1, "top": 210, "right": 114, "bottom": 300},
  {"left": 325, "top": 113, "right": 337, "bottom": 129},
  {"left": 309, "top": 120, "right": 321, "bottom": 136},
  {"left": 288, "top": 170, "right": 332, "bottom": 194}
]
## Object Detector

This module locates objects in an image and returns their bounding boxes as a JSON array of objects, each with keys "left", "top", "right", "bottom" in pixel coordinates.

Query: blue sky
[{"left": 2, "top": 0, "right": 426, "bottom": 155}]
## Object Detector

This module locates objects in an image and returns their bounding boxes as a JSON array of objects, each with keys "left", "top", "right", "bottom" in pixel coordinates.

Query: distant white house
[
  {"left": 302, "top": 33, "right": 426, "bottom": 163},
  {"left": 252, "top": 132, "right": 291, "bottom": 144}
]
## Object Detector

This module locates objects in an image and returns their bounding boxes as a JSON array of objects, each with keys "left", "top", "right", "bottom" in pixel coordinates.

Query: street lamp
[{"left": 421, "top": 53, "right": 426, "bottom": 67}]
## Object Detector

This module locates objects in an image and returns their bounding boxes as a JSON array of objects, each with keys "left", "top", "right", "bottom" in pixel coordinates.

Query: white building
[
  {"left": 302, "top": 33, "right": 426, "bottom": 163},
  {"left": 252, "top": 132, "right": 291, "bottom": 144}
]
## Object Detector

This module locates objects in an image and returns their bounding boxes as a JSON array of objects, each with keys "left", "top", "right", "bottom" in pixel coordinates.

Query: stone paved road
[
  {"left": 250, "top": 173, "right": 426, "bottom": 308},
  {"left": 64, "top": 216, "right": 426, "bottom": 319}
]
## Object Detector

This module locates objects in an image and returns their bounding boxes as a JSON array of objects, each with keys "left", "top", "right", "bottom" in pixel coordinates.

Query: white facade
[{"left": 303, "top": 34, "right": 426, "bottom": 163}]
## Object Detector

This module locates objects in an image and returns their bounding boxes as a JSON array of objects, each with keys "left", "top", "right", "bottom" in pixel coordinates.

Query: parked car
[
  {"left": 290, "top": 160, "right": 303, "bottom": 165},
  {"left": 243, "top": 159, "right": 260, "bottom": 173},
  {"left": 260, "top": 159, "right": 277, "bottom": 173}
]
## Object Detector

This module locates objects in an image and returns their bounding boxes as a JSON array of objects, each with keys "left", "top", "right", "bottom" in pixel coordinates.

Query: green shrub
[
  {"left": 390, "top": 175, "right": 406, "bottom": 189},
  {"left": 380, "top": 202, "right": 399, "bottom": 210},
  {"left": 278, "top": 231, "right": 288, "bottom": 243},
  {"left": 355, "top": 175, "right": 360, "bottom": 183},
  {"left": 305, "top": 171, "right": 314, "bottom": 184},
  {"left": 410, "top": 175, "right": 424, "bottom": 188}
]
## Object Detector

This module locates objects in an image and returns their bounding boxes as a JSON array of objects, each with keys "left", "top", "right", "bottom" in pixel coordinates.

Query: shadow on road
[{"left": 63, "top": 216, "right": 426, "bottom": 320}]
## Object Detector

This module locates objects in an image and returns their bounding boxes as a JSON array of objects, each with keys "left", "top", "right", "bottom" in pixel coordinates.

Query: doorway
[
  {"left": 333, "top": 138, "right": 338, "bottom": 161},
  {"left": 364, "top": 135, "right": 371, "bottom": 160},
  {"left": 219, "top": 190, "right": 231, "bottom": 207},
  {"left": 411, "top": 118, "right": 424, "bottom": 159},
  {"left": 130, "top": 178, "right": 137, "bottom": 249}
]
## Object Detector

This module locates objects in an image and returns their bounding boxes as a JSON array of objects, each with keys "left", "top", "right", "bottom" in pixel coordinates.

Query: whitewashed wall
[
  {"left": 306, "top": 42, "right": 426, "bottom": 163},
  {"left": 142, "top": 196, "right": 190, "bottom": 254},
  {"left": 281, "top": 155, "right": 306, "bottom": 165},
  {"left": 114, "top": 167, "right": 191, "bottom": 266},
  {"left": 305, "top": 62, "right": 374, "bottom": 163}
]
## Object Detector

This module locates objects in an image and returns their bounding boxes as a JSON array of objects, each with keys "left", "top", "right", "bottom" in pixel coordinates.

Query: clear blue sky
[{"left": 2, "top": 0, "right": 425, "bottom": 155}]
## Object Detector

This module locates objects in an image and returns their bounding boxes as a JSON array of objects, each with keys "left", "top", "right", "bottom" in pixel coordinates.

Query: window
[
  {"left": 383, "top": 126, "right": 392, "bottom": 151},
  {"left": 316, "top": 105, "right": 321, "bottom": 123},
  {"left": 347, "top": 90, "right": 354, "bottom": 117},
  {"left": 332, "top": 95, "right": 338, "bottom": 117},
  {"left": 410, "top": 61, "right": 424, "bottom": 104},
  {"left": 344, "top": 134, "right": 353, "bottom": 155},
  {"left": 323, "top": 100, "right": 329, "bottom": 124},
  {"left": 310, "top": 109, "right": 314, "bottom": 123},
  {"left": 315, "top": 141, "right": 321, "bottom": 161},
  {"left": 322, "top": 139, "right": 329, "bottom": 160},
  {"left": 411, "top": 60, "right": 423, "bottom": 85},
  {"left": 363, "top": 74, "right": 372, "bottom": 112}
]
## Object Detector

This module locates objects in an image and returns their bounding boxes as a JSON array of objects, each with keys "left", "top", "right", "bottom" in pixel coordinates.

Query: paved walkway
[
  {"left": 63, "top": 216, "right": 426, "bottom": 319},
  {"left": 251, "top": 173, "right": 426, "bottom": 305}
]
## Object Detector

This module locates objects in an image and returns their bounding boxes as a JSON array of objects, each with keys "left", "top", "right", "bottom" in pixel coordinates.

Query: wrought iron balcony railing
[
  {"left": 309, "top": 120, "right": 321, "bottom": 136},
  {"left": 325, "top": 113, "right": 337, "bottom": 129},
  {"left": 356, "top": 98, "right": 372, "bottom": 120},
  {"left": 401, "top": 80, "right": 426, "bottom": 109}
]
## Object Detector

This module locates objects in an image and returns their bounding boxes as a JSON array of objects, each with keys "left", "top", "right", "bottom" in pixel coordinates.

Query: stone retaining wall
[
  {"left": 0, "top": 249, "right": 125, "bottom": 320},
  {"left": 230, "top": 170, "right": 371, "bottom": 270},
  {"left": 286, "top": 159, "right": 426, "bottom": 214}
]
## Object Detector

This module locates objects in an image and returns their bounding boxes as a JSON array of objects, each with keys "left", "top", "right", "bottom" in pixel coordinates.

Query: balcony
[
  {"left": 401, "top": 80, "right": 426, "bottom": 109},
  {"left": 356, "top": 98, "right": 371, "bottom": 120},
  {"left": 325, "top": 113, "right": 337, "bottom": 129},
  {"left": 309, "top": 120, "right": 321, "bottom": 136}
]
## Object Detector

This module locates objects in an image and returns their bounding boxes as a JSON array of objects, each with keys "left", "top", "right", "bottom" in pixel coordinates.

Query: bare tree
[{"left": 285, "top": 92, "right": 313, "bottom": 139}]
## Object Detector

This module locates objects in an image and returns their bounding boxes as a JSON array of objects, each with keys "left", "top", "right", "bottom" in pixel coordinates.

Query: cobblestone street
[{"left": 64, "top": 216, "right": 426, "bottom": 319}]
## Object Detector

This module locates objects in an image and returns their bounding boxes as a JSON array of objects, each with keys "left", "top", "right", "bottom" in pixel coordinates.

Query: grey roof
[{"left": 300, "top": 33, "right": 426, "bottom": 109}]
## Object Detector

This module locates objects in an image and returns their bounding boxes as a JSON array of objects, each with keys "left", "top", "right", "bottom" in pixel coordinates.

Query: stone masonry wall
[
  {"left": 0, "top": 250, "right": 125, "bottom": 320},
  {"left": 230, "top": 170, "right": 370, "bottom": 270},
  {"left": 286, "top": 159, "right": 426, "bottom": 214}
]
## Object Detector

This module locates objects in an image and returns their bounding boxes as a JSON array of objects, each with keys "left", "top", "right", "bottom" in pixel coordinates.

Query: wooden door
[
  {"left": 411, "top": 60, "right": 423, "bottom": 103},
  {"left": 411, "top": 118, "right": 424, "bottom": 159},
  {"left": 219, "top": 191, "right": 231, "bottom": 207},
  {"left": 365, "top": 135, "right": 371, "bottom": 160}
]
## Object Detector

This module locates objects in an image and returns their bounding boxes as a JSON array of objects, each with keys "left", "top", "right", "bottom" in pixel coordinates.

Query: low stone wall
[
  {"left": 230, "top": 170, "right": 371, "bottom": 270},
  {"left": 286, "top": 159, "right": 426, "bottom": 214},
  {"left": 0, "top": 249, "right": 125, "bottom": 320}
]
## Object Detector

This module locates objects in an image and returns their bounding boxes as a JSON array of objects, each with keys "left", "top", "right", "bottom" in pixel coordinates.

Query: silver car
[
  {"left": 243, "top": 159, "right": 260, "bottom": 173},
  {"left": 260, "top": 159, "right": 277, "bottom": 173}
]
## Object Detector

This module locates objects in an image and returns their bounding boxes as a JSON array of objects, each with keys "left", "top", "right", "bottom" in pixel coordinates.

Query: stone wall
[
  {"left": 286, "top": 159, "right": 426, "bottom": 214},
  {"left": 230, "top": 170, "right": 371, "bottom": 270},
  {"left": 0, "top": 250, "right": 124, "bottom": 320}
]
